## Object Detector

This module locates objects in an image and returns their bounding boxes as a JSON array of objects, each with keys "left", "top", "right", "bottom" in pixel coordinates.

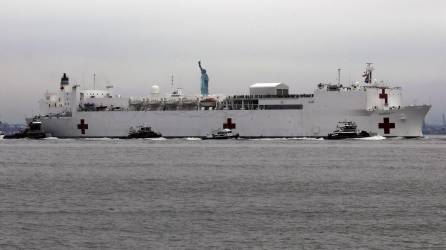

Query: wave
[
  {"left": 388, "top": 136, "right": 404, "bottom": 140},
  {"left": 354, "top": 135, "right": 386, "bottom": 141},
  {"left": 185, "top": 137, "right": 202, "bottom": 141},
  {"left": 249, "top": 137, "right": 324, "bottom": 141},
  {"left": 249, "top": 138, "right": 285, "bottom": 141},
  {"left": 84, "top": 137, "right": 114, "bottom": 141},
  {"left": 289, "top": 137, "right": 324, "bottom": 141},
  {"left": 146, "top": 137, "right": 167, "bottom": 141}
]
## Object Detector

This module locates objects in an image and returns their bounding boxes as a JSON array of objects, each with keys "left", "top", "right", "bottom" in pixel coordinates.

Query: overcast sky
[{"left": 0, "top": 0, "right": 445, "bottom": 123}]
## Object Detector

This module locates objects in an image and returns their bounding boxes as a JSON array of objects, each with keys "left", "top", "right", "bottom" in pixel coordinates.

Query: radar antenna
[{"left": 362, "top": 63, "right": 374, "bottom": 84}]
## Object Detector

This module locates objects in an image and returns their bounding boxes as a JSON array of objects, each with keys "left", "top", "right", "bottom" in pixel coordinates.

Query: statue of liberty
[{"left": 198, "top": 61, "right": 209, "bottom": 96}]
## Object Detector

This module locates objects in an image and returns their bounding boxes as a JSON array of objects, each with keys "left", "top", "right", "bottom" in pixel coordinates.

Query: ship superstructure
[{"left": 34, "top": 64, "right": 430, "bottom": 138}]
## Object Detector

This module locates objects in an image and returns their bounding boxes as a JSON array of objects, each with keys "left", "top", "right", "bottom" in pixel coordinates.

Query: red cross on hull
[
  {"left": 223, "top": 118, "right": 236, "bottom": 129},
  {"left": 378, "top": 117, "right": 395, "bottom": 134},
  {"left": 379, "top": 88, "right": 388, "bottom": 105},
  {"left": 77, "top": 119, "right": 89, "bottom": 134}
]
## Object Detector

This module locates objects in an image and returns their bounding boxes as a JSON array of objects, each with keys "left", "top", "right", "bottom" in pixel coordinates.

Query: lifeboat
[{"left": 200, "top": 97, "right": 217, "bottom": 108}]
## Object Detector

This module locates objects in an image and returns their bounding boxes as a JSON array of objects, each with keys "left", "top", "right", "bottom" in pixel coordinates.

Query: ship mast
[
  {"left": 93, "top": 73, "right": 96, "bottom": 89},
  {"left": 337, "top": 68, "right": 341, "bottom": 85},
  {"left": 171, "top": 74, "right": 174, "bottom": 93}
]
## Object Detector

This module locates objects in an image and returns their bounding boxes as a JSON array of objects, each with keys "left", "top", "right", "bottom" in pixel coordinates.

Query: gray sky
[{"left": 0, "top": 0, "right": 445, "bottom": 123}]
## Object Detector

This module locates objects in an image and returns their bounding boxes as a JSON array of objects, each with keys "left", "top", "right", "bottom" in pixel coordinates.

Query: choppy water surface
[{"left": 1, "top": 136, "right": 446, "bottom": 249}]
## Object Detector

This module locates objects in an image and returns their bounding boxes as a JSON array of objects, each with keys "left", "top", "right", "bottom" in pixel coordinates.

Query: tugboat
[
  {"left": 0, "top": 120, "right": 4, "bottom": 139},
  {"left": 4, "top": 120, "right": 47, "bottom": 139},
  {"left": 325, "top": 121, "right": 370, "bottom": 140},
  {"left": 127, "top": 126, "right": 162, "bottom": 138},
  {"left": 204, "top": 128, "right": 239, "bottom": 139}
]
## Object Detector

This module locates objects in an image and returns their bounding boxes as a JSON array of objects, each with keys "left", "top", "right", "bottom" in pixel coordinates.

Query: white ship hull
[
  {"left": 40, "top": 105, "right": 430, "bottom": 138},
  {"left": 34, "top": 65, "right": 431, "bottom": 138}
]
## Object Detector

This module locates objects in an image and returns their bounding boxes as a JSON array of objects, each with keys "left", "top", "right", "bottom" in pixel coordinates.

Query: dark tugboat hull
[
  {"left": 126, "top": 126, "right": 162, "bottom": 139},
  {"left": 127, "top": 132, "right": 162, "bottom": 139},
  {"left": 4, "top": 132, "right": 46, "bottom": 139},
  {"left": 211, "top": 136, "right": 239, "bottom": 139},
  {"left": 325, "top": 131, "right": 370, "bottom": 140}
]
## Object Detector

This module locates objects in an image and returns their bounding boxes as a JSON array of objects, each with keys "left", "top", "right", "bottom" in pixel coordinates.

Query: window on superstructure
[
  {"left": 264, "top": 104, "right": 303, "bottom": 110},
  {"left": 276, "top": 89, "right": 289, "bottom": 96}
]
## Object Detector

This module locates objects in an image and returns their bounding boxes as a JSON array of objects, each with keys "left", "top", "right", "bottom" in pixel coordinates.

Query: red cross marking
[
  {"left": 379, "top": 88, "right": 388, "bottom": 105},
  {"left": 77, "top": 119, "right": 89, "bottom": 134},
  {"left": 223, "top": 118, "right": 236, "bottom": 129},
  {"left": 378, "top": 117, "right": 395, "bottom": 134}
]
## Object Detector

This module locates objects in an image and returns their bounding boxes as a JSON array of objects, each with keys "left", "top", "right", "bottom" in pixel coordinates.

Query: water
[{"left": 1, "top": 137, "right": 446, "bottom": 249}]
